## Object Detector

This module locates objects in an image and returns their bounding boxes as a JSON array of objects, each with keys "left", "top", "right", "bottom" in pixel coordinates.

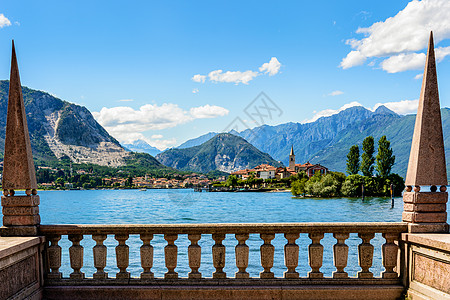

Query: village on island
[
  {"left": 231, "top": 146, "right": 327, "bottom": 180},
  {"left": 21, "top": 146, "right": 329, "bottom": 193}
]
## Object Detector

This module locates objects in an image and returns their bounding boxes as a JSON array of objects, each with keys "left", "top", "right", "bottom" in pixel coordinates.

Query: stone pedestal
[
  {"left": 1, "top": 195, "right": 40, "bottom": 236},
  {"left": 402, "top": 192, "right": 448, "bottom": 233}
]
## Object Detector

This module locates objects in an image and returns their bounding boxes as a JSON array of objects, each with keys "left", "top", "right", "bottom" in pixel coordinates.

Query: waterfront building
[
  {"left": 289, "top": 145, "right": 296, "bottom": 169},
  {"left": 286, "top": 146, "right": 329, "bottom": 177},
  {"left": 231, "top": 164, "right": 277, "bottom": 180},
  {"left": 294, "top": 162, "right": 328, "bottom": 177}
]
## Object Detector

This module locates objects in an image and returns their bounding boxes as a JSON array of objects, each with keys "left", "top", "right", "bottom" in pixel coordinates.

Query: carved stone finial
[
  {"left": 405, "top": 31, "right": 447, "bottom": 186},
  {"left": 402, "top": 32, "right": 449, "bottom": 233},
  {"left": 2, "top": 40, "right": 38, "bottom": 192}
]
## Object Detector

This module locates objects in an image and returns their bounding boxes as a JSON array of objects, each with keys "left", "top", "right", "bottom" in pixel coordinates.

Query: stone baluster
[
  {"left": 284, "top": 233, "right": 299, "bottom": 278},
  {"left": 92, "top": 234, "right": 108, "bottom": 279},
  {"left": 382, "top": 233, "right": 399, "bottom": 279},
  {"left": 115, "top": 234, "right": 130, "bottom": 279},
  {"left": 164, "top": 234, "right": 178, "bottom": 279},
  {"left": 212, "top": 234, "right": 226, "bottom": 278},
  {"left": 140, "top": 234, "right": 154, "bottom": 279},
  {"left": 47, "top": 235, "right": 62, "bottom": 279},
  {"left": 357, "top": 233, "right": 375, "bottom": 278},
  {"left": 308, "top": 233, "right": 324, "bottom": 278},
  {"left": 188, "top": 234, "right": 202, "bottom": 279},
  {"left": 68, "top": 234, "right": 84, "bottom": 279},
  {"left": 260, "top": 233, "right": 275, "bottom": 278},
  {"left": 235, "top": 233, "right": 250, "bottom": 278},
  {"left": 332, "top": 233, "right": 349, "bottom": 278}
]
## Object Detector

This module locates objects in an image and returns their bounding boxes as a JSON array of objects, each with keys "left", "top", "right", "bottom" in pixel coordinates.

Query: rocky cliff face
[
  {"left": 156, "top": 133, "right": 282, "bottom": 173},
  {"left": 0, "top": 80, "right": 129, "bottom": 167}
]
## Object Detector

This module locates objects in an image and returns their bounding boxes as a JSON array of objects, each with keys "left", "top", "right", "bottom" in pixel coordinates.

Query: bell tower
[{"left": 289, "top": 145, "right": 295, "bottom": 170}]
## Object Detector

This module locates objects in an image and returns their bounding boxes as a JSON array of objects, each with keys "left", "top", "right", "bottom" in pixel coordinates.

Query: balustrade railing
[{"left": 40, "top": 223, "right": 406, "bottom": 283}]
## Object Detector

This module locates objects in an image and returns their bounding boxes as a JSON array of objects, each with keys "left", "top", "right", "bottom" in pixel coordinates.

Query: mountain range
[
  {"left": 0, "top": 80, "right": 163, "bottom": 169},
  {"left": 156, "top": 133, "right": 282, "bottom": 173},
  {"left": 3, "top": 79, "right": 450, "bottom": 179},
  {"left": 174, "top": 105, "right": 450, "bottom": 178},
  {"left": 122, "top": 140, "right": 161, "bottom": 157}
]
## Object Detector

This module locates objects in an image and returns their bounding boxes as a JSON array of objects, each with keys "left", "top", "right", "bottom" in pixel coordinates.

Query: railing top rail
[{"left": 39, "top": 222, "right": 408, "bottom": 235}]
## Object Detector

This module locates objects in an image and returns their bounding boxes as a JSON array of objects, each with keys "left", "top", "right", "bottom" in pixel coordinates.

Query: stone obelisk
[
  {"left": 402, "top": 32, "right": 448, "bottom": 233},
  {"left": 1, "top": 41, "right": 40, "bottom": 236}
]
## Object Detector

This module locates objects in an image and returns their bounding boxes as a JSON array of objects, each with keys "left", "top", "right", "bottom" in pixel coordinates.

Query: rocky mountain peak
[{"left": 156, "top": 132, "right": 282, "bottom": 173}]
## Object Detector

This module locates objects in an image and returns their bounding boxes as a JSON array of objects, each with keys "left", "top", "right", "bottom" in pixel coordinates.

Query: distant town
[{"left": 12, "top": 146, "right": 328, "bottom": 192}]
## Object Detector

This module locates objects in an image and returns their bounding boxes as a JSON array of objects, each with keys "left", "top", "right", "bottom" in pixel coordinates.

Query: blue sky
[{"left": 1, "top": 0, "right": 450, "bottom": 150}]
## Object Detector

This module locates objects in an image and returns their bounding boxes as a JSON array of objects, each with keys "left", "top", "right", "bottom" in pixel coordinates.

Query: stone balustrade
[{"left": 40, "top": 223, "right": 406, "bottom": 283}]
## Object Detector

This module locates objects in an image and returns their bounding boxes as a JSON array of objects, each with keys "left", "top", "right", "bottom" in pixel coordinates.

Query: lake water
[{"left": 24, "top": 189, "right": 450, "bottom": 279}]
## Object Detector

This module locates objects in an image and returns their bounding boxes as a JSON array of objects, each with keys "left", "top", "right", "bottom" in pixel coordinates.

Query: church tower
[{"left": 289, "top": 145, "right": 295, "bottom": 170}]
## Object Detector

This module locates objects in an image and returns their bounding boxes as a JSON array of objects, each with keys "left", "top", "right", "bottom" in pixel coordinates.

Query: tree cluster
[
  {"left": 291, "top": 135, "right": 404, "bottom": 198},
  {"left": 346, "top": 136, "right": 395, "bottom": 177}
]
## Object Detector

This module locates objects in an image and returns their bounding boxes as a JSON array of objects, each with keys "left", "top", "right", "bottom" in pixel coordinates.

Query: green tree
[
  {"left": 125, "top": 176, "right": 133, "bottom": 187},
  {"left": 329, "top": 172, "right": 346, "bottom": 193},
  {"left": 55, "top": 177, "right": 65, "bottom": 187},
  {"left": 360, "top": 136, "right": 375, "bottom": 176},
  {"left": 290, "top": 171, "right": 308, "bottom": 182},
  {"left": 346, "top": 145, "right": 360, "bottom": 175},
  {"left": 226, "top": 175, "right": 239, "bottom": 187},
  {"left": 384, "top": 174, "right": 405, "bottom": 197},
  {"left": 341, "top": 174, "right": 365, "bottom": 197},
  {"left": 291, "top": 177, "right": 308, "bottom": 196},
  {"left": 319, "top": 174, "right": 340, "bottom": 197},
  {"left": 376, "top": 136, "right": 395, "bottom": 177}
]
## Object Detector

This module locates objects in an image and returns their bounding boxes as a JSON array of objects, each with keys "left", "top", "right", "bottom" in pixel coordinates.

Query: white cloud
[
  {"left": 328, "top": 90, "right": 344, "bottom": 96},
  {"left": 414, "top": 73, "right": 423, "bottom": 80},
  {"left": 0, "top": 14, "right": 11, "bottom": 28},
  {"left": 380, "top": 46, "right": 450, "bottom": 73},
  {"left": 380, "top": 52, "right": 425, "bottom": 73},
  {"left": 436, "top": 45, "right": 450, "bottom": 61},
  {"left": 192, "top": 88, "right": 199, "bottom": 94},
  {"left": 151, "top": 134, "right": 163, "bottom": 139},
  {"left": 93, "top": 103, "right": 228, "bottom": 146},
  {"left": 373, "top": 99, "right": 419, "bottom": 115},
  {"left": 190, "top": 104, "right": 229, "bottom": 119},
  {"left": 208, "top": 70, "right": 259, "bottom": 85},
  {"left": 117, "top": 99, "right": 134, "bottom": 102},
  {"left": 149, "top": 138, "right": 177, "bottom": 150},
  {"left": 340, "top": 50, "right": 366, "bottom": 69},
  {"left": 340, "top": 0, "right": 450, "bottom": 72},
  {"left": 259, "top": 57, "right": 281, "bottom": 76},
  {"left": 193, "top": 57, "right": 282, "bottom": 85},
  {"left": 192, "top": 74, "right": 206, "bottom": 83}
]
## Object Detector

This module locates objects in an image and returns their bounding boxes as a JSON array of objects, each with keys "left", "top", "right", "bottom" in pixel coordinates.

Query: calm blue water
[{"left": 24, "top": 190, "right": 448, "bottom": 279}]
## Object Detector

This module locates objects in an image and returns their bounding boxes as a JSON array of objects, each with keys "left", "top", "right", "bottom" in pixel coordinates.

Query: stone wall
[
  {"left": 402, "top": 233, "right": 450, "bottom": 299},
  {"left": 0, "top": 236, "right": 45, "bottom": 300}
]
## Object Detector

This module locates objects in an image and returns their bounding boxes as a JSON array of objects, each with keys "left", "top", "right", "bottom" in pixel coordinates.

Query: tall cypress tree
[
  {"left": 346, "top": 145, "right": 360, "bottom": 175},
  {"left": 360, "top": 136, "right": 375, "bottom": 176},
  {"left": 376, "top": 135, "right": 395, "bottom": 177}
]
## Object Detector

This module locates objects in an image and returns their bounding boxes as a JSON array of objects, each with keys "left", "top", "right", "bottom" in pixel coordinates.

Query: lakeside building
[
  {"left": 231, "top": 164, "right": 277, "bottom": 180},
  {"left": 232, "top": 147, "right": 329, "bottom": 180},
  {"left": 288, "top": 146, "right": 328, "bottom": 177},
  {"left": 253, "top": 164, "right": 278, "bottom": 179}
]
